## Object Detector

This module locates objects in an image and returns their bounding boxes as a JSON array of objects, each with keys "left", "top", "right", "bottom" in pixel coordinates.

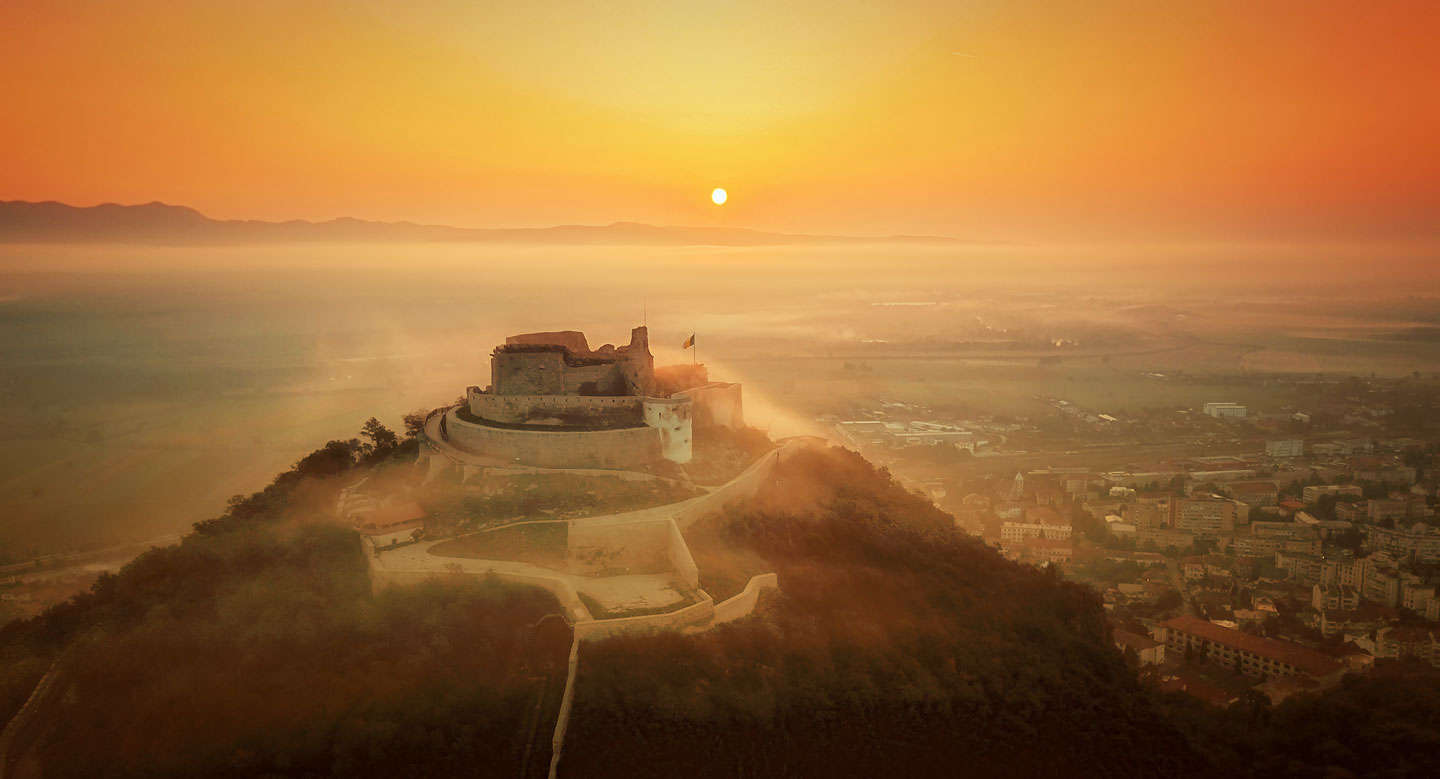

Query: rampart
[
  {"left": 677, "top": 382, "right": 744, "bottom": 429},
  {"left": 468, "top": 388, "right": 644, "bottom": 428},
  {"left": 443, "top": 409, "right": 662, "bottom": 469}
]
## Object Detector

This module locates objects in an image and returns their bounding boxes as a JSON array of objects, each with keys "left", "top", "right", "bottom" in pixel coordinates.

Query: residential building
[
  {"left": 1365, "top": 523, "right": 1440, "bottom": 565},
  {"left": 993, "top": 501, "right": 1025, "bottom": 521},
  {"left": 1312, "top": 583, "right": 1360, "bottom": 612},
  {"left": 1367, "top": 497, "right": 1427, "bottom": 524},
  {"left": 1231, "top": 536, "right": 1279, "bottom": 557},
  {"left": 1374, "top": 626, "right": 1439, "bottom": 667},
  {"left": 1020, "top": 537, "right": 1073, "bottom": 566},
  {"left": 1203, "top": 402, "right": 1247, "bottom": 419},
  {"left": 1402, "top": 583, "right": 1434, "bottom": 614},
  {"left": 1156, "top": 616, "right": 1344, "bottom": 685},
  {"left": 1265, "top": 439, "right": 1304, "bottom": 458},
  {"left": 1174, "top": 494, "right": 1238, "bottom": 539},
  {"left": 1361, "top": 558, "right": 1402, "bottom": 608},
  {"left": 1228, "top": 480, "right": 1279, "bottom": 507},
  {"left": 1322, "top": 556, "right": 1366, "bottom": 590},
  {"left": 1318, "top": 608, "right": 1390, "bottom": 639},
  {"left": 1302, "top": 484, "right": 1364, "bottom": 503},
  {"left": 1138, "top": 527, "right": 1195, "bottom": 552},
  {"left": 1000, "top": 505, "right": 1072, "bottom": 543},
  {"left": 1113, "top": 629, "right": 1165, "bottom": 666},
  {"left": 1276, "top": 552, "right": 1324, "bottom": 586}
]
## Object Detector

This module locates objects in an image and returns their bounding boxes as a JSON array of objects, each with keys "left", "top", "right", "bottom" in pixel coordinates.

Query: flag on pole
[{"left": 682, "top": 334, "right": 695, "bottom": 349}]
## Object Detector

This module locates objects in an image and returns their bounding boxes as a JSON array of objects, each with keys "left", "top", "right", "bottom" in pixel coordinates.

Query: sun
[{"left": 711, "top": 187, "right": 727, "bottom": 205}]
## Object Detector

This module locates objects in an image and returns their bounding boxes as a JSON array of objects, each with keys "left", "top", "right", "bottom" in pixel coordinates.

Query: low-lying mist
[{"left": 0, "top": 240, "right": 1437, "bottom": 559}]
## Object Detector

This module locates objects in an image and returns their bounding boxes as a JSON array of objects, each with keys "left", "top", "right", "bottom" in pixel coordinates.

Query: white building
[
  {"left": 1265, "top": 439, "right": 1304, "bottom": 458},
  {"left": 1203, "top": 402, "right": 1247, "bottom": 419}
]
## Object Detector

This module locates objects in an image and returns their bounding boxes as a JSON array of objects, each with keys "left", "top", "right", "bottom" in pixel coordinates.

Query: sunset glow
[{"left": 2, "top": 0, "right": 1437, "bottom": 242}]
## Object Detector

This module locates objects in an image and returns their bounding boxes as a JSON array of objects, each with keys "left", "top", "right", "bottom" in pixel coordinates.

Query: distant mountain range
[{"left": 0, "top": 200, "right": 956, "bottom": 246}]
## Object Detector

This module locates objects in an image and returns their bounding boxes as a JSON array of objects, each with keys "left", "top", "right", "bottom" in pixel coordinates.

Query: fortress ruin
[{"left": 423, "top": 326, "right": 743, "bottom": 471}]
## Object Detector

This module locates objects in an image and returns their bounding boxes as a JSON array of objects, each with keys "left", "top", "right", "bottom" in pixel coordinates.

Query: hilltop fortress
[{"left": 423, "top": 326, "right": 743, "bottom": 471}]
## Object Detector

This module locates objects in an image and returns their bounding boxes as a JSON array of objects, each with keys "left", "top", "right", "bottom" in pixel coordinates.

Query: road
[{"left": 1165, "top": 558, "right": 1195, "bottom": 613}]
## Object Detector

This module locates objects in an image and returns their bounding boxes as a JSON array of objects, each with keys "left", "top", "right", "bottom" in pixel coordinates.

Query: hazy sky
[{"left": 2, "top": 1, "right": 1438, "bottom": 241}]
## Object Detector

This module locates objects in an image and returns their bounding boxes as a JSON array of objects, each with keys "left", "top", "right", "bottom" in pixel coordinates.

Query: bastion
[{"left": 423, "top": 326, "right": 743, "bottom": 471}]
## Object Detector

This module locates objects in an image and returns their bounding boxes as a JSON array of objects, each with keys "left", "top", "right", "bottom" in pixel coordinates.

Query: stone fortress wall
[
  {"left": 677, "top": 382, "right": 743, "bottom": 429},
  {"left": 430, "top": 326, "right": 715, "bottom": 470},
  {"left": 467, "top": 388, "right": 644, "bottom": 428},
  {"left": 443, "top": 410, "right": 662, "bottom": 469},
  {"left": 492, "top": 329, "right": 653, "bottom": 397}
]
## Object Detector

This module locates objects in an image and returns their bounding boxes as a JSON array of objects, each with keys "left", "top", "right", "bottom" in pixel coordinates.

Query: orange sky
[{"left": 2, "top": 0, "right": 1438, "bottom": 241}]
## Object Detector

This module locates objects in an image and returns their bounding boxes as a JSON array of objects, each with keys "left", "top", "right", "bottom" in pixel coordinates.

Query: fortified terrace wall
[{"left": 427, "top": 326, "right": 740, "bottom": 471}]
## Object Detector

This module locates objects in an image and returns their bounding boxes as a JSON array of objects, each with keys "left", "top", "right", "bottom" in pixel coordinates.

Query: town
[{"left": 830, "top": 373, "right": 1440, "bottom": 705}]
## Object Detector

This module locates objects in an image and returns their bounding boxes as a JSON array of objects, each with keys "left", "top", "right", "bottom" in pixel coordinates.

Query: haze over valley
[{"left": 4, "top": 2, "right": 1440, "bottom": 777}]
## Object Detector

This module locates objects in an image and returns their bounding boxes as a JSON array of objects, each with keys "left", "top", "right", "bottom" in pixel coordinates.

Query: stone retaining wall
[
  {"left": 573, "top": 594, "right": 716, "bottom": 641},
  {"left": 711, "top": 573, "right": 780, "bottom": 625}
]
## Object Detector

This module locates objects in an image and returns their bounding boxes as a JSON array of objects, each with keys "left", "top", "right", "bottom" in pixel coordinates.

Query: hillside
[
  {"left": 0, "top": 200, "right": 956, "bottom": 246},
  {"left": 565, "top": 448, "right": 1199, "bottom": 777},
  {"left": 0, "top": 430, "right": 1437, "bottom": 777}
]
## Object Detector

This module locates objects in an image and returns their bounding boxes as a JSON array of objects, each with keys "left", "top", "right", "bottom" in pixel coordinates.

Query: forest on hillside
[
  {"left": 0, "top": 418, "right": 570, "bottom": 778},
  {"left": 562, "top": 448, "right": 1440, "bottom": 779},
  {"left": 0, "top": 430, "right": 1436, "bottom": 778}
]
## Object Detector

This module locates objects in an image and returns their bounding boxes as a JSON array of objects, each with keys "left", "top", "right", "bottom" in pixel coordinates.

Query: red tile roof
[
  {"left": 1025, "top": 506, "right": 1069, "bottom": 526},
  {"left": 1113, "top": 629, "right": 1163, "bottom": 652},
  {"left": 1160, "top": 615, "right": 1343, "bottom": 679}
]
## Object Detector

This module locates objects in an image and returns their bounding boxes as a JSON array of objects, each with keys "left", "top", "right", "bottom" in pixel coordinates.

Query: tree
[
  {"left": 402, "top": 409, "right": 429, "bottom": 440},
  {"left": 361, "top": 417, "right": 399, "bottom": 455},
  {"left": 295, "top": 439, "right": 361, "bottom": 478},
  {"left": 1156, "top": 590, "right": 1183, "bottom": 611}
]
